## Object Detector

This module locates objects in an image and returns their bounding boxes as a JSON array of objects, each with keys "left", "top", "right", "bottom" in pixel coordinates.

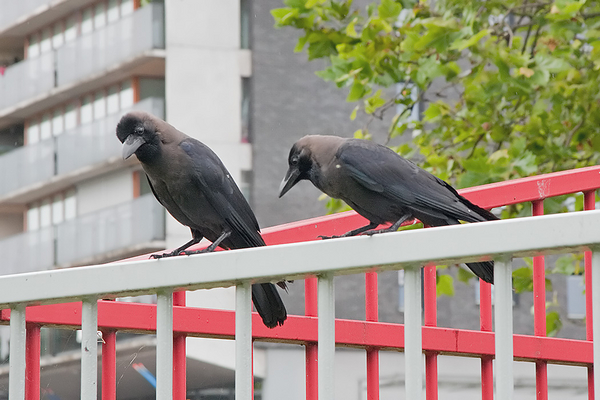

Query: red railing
[{"left": 2, "top": 165, "right": 600, "bottom": 399}]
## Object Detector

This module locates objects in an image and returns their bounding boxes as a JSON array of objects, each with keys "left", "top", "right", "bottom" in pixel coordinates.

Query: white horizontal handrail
[{"left": 0, "top": 210, "right": 599, "bottom": 307}]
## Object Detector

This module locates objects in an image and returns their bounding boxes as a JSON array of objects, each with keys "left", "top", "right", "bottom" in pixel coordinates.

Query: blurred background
[{"left": 0, "top": 0, "right": 590, "bottom": 398}]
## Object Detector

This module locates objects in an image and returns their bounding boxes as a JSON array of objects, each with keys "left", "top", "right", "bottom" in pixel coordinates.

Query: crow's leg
[
  {"left": 150, "top": 237, "right": 202, "bottom": 259},
  {"left": 318, "top": 222, "right": 379, "bottom": 240},
  {"left": 364, "top": 215, "right": 413, "bottom": 236},
  {"left": 182, "top": 231, "right": 232, "bottom": 255}
]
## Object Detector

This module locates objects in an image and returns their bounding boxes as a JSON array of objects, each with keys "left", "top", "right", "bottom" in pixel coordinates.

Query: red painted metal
[
  {"left": 101, "top": 329, "right": 116, "bottom": 400},
  {"left": 173, "top": 291, "right": 187, "bottom": 400},
  {"left": 4, "top": 166, "right": 600, "bottom": 398},
  {"left": 25, "top": 323, "right": 40, "bottom": 400},
  {"left": 480, "top": 281, "right": 493, "bottom": 400},
  {"left": 584, "top": 190, "right": 595, "bottom": 400},
  {"left": 532, "top": 200, "right": 548, "bottom": 400},
  {"left": 365, "top": 271, "right": 379, "bottom": 400},
  {"left": 305, "top": 277, "right": 318, "bottom": 400},
  {"left": 423, "top": 265, "right": 438, "bottom": 400}
]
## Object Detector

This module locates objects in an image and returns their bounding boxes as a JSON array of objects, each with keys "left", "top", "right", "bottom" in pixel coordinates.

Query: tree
[{"left": 272, "top": 0, "right": 600, "bottom": 335}]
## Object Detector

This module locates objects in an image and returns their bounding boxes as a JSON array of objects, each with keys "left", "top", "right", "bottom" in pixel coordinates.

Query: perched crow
[
  {"left": 279, "top": 135, "right": 498, "bottom": 284},
  {"left": 116, "top": 111, "right": 287, "bottom": 328}
]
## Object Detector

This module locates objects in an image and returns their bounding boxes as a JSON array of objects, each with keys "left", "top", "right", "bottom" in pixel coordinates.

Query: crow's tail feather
[
  {"left": 465, "top": 261, "right": 494, "bottom": 284},
  {"left": 252, "top": 283, "right": 287, "bottom": 328}
]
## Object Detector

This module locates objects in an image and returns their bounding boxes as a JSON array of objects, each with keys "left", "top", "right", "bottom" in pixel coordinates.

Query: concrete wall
[{"left": 261, "top": 346, "right": 589, "bottom": 400}]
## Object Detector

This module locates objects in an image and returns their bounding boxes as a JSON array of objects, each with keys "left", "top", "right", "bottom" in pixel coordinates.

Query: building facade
[{"left": 0, "top": 0, "right": 590, "bottom": 398}]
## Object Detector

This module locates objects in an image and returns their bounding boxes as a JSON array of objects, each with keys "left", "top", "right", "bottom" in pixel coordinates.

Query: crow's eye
[
  {"left": 291, "top": 157, "right": 299, "bottom": 166},
  {"left": 134, "top": 126, "right": 144, "bottom": 135}
]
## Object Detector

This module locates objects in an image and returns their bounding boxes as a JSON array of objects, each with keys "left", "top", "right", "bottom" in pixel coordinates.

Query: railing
[
  {"left": 56, "top": 3, "right": 165, "bottom": 87},
  {"left": 0, "top": 97, "right": 164, "bottom": 198},
  {"left": 0, "top": 0, "right": 53, "bottom": 33},
  {"left": 0, "top": 194, "right": 165, "bottom": 274},
  {"left": 56, "top": 194, "right": 165, "bottom": 267},
  {"left": 1, "top": 166, "right": 600, "bottom": 400},
  {"left": 56, "top": 97, "right": 164, "bottom": 175},
  {"left": 0, "top": 51, "right": 54, "bottom": 112},
  {"left": 0, "top": 4, "right": 164, "bottom": 113}
]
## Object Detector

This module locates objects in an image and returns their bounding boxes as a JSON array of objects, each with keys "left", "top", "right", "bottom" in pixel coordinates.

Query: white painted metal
[
  {"left": 494, "top": 258, "right": 514, "bottom": 400},
  {"left": 404, "top": 268, "right": 423, "bottom": 400},
  {"left": 592, "top": 251, "right": 600, "bottom": 400},
  {"left": 8, "top": 304, "right": 26, "bottom": 400},
  {"left": 156, "top": 291, "right": 173, "bottom": 400},
  {"left": 235, "top": 282, "right": 253, "bottom": 400},
  {"left": 81, "top": 298, "right": 98, "bottom": 400},
  {"left": 318, "top": 273, "right": 335, "bottom": 400},
  {"left": 1, "top": 211, "right": 600, "bottom": 307}
]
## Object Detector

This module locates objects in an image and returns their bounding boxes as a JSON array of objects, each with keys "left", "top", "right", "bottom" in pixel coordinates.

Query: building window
[
  {"left": 52, "top": 22, "right": 64, "bottom": 50},
  {"left": 27, "top": 121, "right": 40, "bottom": 145},
  {"left": 52, "top": 109, "right": 64, "bottom": 136},
  {"left": 107, "top": 0, "right": 120, "bottom": 22},
  {"left": 121, "top": 0, "right": 134, "bottom": 16},
  {"left": 64, "top": 103, "right": 78, "bottom": 131},
  {"left": 81, "top": 8, "right": 94, "bottom": 35},
  {"left": 94, "top": 3, "right": 107, "bottom": 29},
  {"left": 241, "top": 78, "right": 251, "bottom": 142},
  {"left": 27, "top": 190, "right": 77, "bottom": 231},
  {"left": 40, "top": 27, "right": 52, "bottom": 54},
  {"left": 94, "top": 91, "right": 106, "bottom": 120},
  {"left": 28, "top": 34, "right": 40, "bottom": 59},
  {"left": 120, "top": 81, "right": 134, "bottom": 109},
  {"left": 65, "top": 15, "right": 78, "bottom": 42},
  {"left": 240, "top": 0, "right": 251, "bottom": 50},
  {"left": 40, "top": 113, "right": 52, "bottom": 141},
  {"left": 107, "top": 85, "right": 120, "bottom": 114},
  {"left": 80, "top": 96, "right": 93, "bottom": 124}
]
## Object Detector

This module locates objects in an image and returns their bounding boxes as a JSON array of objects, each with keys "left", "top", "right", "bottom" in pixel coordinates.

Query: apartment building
[{"left": 0, "top": 0, "right": 591, "bottom": 398}]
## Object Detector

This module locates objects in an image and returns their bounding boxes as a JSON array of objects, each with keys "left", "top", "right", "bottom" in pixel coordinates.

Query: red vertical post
[
  {"left": 365, "top": 271, "right": 379, "bottom": 400},
  {"left": 101, "top": 327, "right": 116, "bottom": 400},
  {"left": 173, "top": 291, "right": 187, "bottom": 400},
  {"left": 423, "top": 265, "right": 438, "bottom": 400},
  {"left": 305, "top": 276, "right": 318, "bottom": 400},
  {"left": 584, "top": 190, "right": 595, "bottom": 400},
  {"left": 480, "top": 280, "right": 493, "bottom": 400},
  {"left": 25, "top": 323, "right": 40, "bottom": 400},
  {"left": 532, "top": 200, "right": 548, "bottom": 400}
]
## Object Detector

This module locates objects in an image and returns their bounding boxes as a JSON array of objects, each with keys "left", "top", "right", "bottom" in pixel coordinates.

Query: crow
[
  {"left": 279, "top": 135, "right": 498, "bottom": 284},
  {"left": 116, "top": 111, "right": 287, "bottom": 327}
]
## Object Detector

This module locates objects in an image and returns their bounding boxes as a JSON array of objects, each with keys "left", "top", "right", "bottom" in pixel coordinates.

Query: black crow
[
  {"left": 279, "top": 135, "right": 498, "bottom": 284},
  {"left": 116, "top": 111, "right": 287, "bottom": 328}
]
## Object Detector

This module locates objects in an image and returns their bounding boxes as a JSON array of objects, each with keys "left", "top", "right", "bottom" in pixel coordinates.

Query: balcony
[
  {"left": 56, "top": 194, "right": 165, "bottom": 267},
  {"left": 0, "top": 194, "right": 165, "bottom": 275},
  {"left": 56, "top": 3, "right": 165, "bottom": 87},
  {"left": 0, "top": 3, "right": 165, "bottom": 125},
  {"left": 0, "top": 0, "right": 52, "bottom": 34},
  {"left": 0, "top": 97, "right": 164, "bottom": 202}
]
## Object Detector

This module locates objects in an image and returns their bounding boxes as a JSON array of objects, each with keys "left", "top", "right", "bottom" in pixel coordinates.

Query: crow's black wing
[
  {"left": 180, "top": 138, "right": 264, "bottom": 248},
  {"left": 338, "top": 140, "right": 495, "bottom": 223}
]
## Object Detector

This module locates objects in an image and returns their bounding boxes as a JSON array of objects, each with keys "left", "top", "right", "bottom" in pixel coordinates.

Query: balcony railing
[
  {"left": 56, "top": 194, "right": 165, "bottom": 267},
  {"left": 0, "top": 227, "right": 54, "bottom": 275},
  {"left": 56, "top": 3, "right": 164, "bottom": 87},
  {"left": 0, "top": 97, "right": 164, "bottom": 199},
  {"left": 0, "top": 0, "right": 51, "bottom": 33},
  {"left": 56, "top": 97, "right": 164, "bottom": 175},
  {"left": 0, "top": 52, "right": 54, "bottom": 111},
  {"left": 0, "top": 4, "right": 164, "bottom": 112},
  {"left": 0, "top": 194, "right": 165, "bottom": 275}
]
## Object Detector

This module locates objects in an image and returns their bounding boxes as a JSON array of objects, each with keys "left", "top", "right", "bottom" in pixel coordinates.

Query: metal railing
[
  {"left": 0, "top": 97, "right": 164, "bottom": 198},
  {"left": 0, "top": 166, "right": 599, "bottom": 400}
]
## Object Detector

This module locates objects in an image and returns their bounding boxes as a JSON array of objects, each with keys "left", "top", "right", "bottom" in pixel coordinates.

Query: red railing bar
[
  {"left": 305, "top": 277, "right": 318, "bottom": 400},
  {"left": 173, "top": 291, "right": 187, "bottom": 400},
  {"left": 25, "top": 323, "right": 40, "bottom": 400},
  {"left": 480, "top": 281, "right": 493, "bottom": 400},
  {"left": 4, "top": 303, "right": 592, "bottom": 365},
  {"left": 423, "top": 265, "right": 438, "bottom": 400},
  {"left": 365, "top": 271, "right": 379, "bottom": 400},
  {"left": 532, "top": 200, "right": 548, "bottom": 400},
  {"left": 584, "top": 190, "right": 595, "bottom": 400},
  {"left": 101, "top": 328, "right": 116, "bottom": 400}
]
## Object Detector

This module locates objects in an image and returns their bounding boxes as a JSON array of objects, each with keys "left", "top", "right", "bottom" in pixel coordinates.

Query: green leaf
[
  {"left": 450, "top": 29, "right": 491, "bottom": 51},
  {"left": 350, "top": 105, "right": 359, "bottom": 121},
  {"left": 378, "top": 0, "right": 402, "bottom": 19},
  {"left": 271, "top": 8, "right": 298, "bottom": 25},
  {"left": 436, "top": 274, "right": 455, "bottom": 297},
  {"left": 457, "top": 267, "right": 476, "bottom": 283},
  {"left": 513, "top": 266, "right": 534, "bottom": 293},
  {"left": 546, "top": 311, "right": 562, "bottom": 337},
  {"left": 347, "top": 81, "right": 367, "bottom": 102}
]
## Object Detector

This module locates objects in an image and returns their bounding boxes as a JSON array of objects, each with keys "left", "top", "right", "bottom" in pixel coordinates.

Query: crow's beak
[
  {"left": 279, "top": 167, "right": 301, "bottom": 198},
  {"left": 122, "top": 135, "right": 146, "bottom": 159}
]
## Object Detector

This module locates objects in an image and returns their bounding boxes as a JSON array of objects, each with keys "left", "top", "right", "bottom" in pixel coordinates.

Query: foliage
[
  {"left": 272, "top": 0, "right": 600, "bottom": 187},
  {"left": 272, "top": 0, "right": 600, "bottom": 333}
]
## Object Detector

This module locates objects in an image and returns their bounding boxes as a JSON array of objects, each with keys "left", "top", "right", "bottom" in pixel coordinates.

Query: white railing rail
[{"left": 2, "top": 210, "right": 600, "bottom": 400}]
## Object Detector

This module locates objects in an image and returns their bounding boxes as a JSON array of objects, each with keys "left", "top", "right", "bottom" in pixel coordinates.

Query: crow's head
[{"left": 116, "top": 111, "right": 161, "bottom": 163}]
